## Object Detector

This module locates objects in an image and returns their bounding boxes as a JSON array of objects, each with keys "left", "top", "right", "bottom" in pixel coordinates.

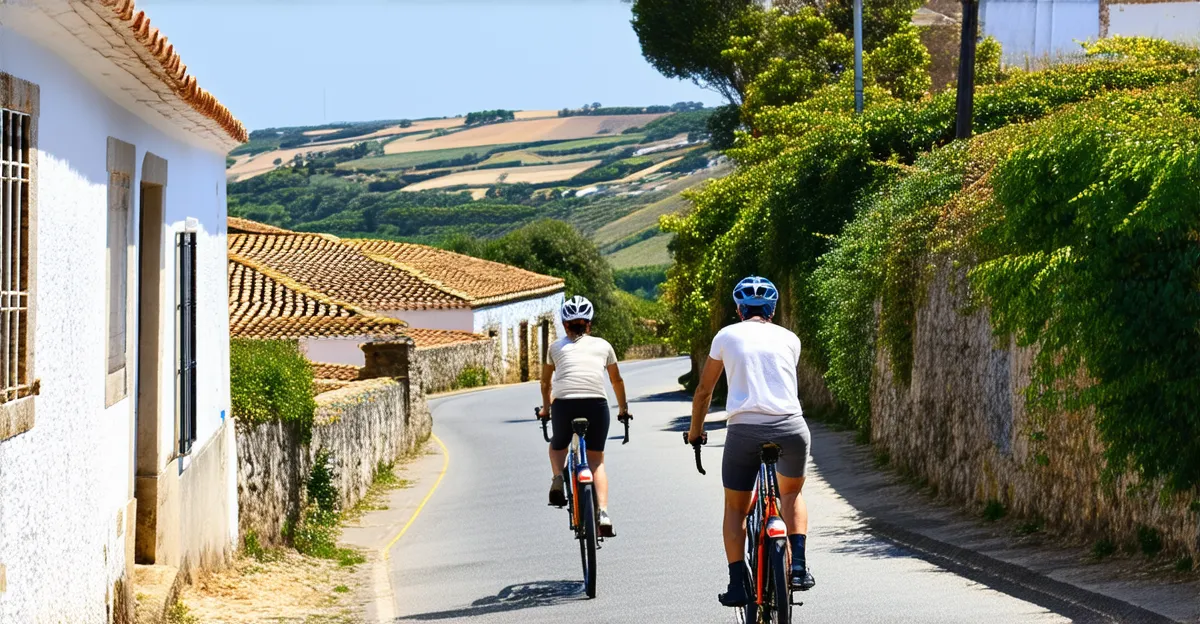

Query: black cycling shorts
[{"left": 550, "top": 398, "right": 610, "bottom": 453}]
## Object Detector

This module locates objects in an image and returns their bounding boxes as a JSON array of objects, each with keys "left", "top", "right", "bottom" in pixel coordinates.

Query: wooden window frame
[{"left": 0, "top": 72, "right": 39, "bottom": 442}]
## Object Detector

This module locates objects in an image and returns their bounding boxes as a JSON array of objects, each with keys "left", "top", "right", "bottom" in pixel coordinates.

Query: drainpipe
[
  {"left": 854, "top": 0, "right": 864, "bottom": 114},
  {"left": 955, "top": 0, "right": 981, "bottom": 139}
]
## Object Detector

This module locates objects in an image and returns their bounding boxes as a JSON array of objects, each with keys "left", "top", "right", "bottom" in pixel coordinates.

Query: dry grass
[
  {"left": 468, "top": 188, "right": 490, "bottom": 200},
  {"left": 302, "top": 128, "right": 343, "bottom": 137},
  {"left": 179, "top": 549, "right": 366, "bottom": 623},
  {"left": 617, "top": 156, "right": 682, "bottom": 183},
  {"left": 606, "top": 233, "right": 674, "bottom": 269},
  {"left": 384, "top": 114, "right": 665, "bottom": 155},
  {"left": 514, "top": 110, "right": 559, "bottom": 120},
  {"left": 402, "top": 160, "right": 602, "bottom": 191}
]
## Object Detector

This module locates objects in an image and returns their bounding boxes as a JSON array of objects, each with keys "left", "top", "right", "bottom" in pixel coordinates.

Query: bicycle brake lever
[{"left": 618, "top": 413, "right": 631, "bottom": 444}]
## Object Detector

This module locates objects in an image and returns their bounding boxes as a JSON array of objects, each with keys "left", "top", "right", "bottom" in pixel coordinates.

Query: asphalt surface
[{"left": 387, "top": 357, "right": 1070, "bottom": 623}]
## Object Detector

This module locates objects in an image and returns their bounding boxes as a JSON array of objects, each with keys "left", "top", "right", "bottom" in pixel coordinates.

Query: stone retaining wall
[
  {"left": 870, "top": 261, "right": 1198, "bottom": 557},
  {"left": 235, "top": 378, "right": 431, "bottom": 545},
  {"left": 413, "top": 339, "right": 501, "bottom": 394}
]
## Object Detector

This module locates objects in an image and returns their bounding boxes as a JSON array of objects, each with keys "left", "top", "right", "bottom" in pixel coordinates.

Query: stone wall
[
  {"left": 235, "top": 378, "right": 431, "bottom": 545},
  {"left": 624, "top": 344, "right": 678, "bottom": 361},
  {"left": 871, "top": 261, "right": 1198, "bottom": 557},
  {"left": 413, "top": 339, "right": 500, "bottom": 394}
]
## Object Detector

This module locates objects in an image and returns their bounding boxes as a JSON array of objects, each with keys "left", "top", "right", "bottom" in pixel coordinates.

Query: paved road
[{"left": 386, "top": 357, "right": 1069, "bottom": 623}]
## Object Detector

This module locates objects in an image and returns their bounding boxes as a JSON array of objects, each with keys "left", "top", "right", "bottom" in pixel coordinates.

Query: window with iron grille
[
  {"left": 1, "top": 106, "right": 33, "bottom": 406},
  {"left": 177, "top": 232, "right": 197, "bottom": 455}
]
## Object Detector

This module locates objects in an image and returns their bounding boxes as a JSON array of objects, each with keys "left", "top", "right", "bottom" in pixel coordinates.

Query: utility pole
[
  {"left": 955, "top": 0, "right": 981, "bottom": 139},
  {"left": 853, "top": 0, "right": 864, "bottom": 114}
]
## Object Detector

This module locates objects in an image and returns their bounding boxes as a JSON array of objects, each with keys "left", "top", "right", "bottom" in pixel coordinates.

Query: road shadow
[
  {"left": 632, "top": 389, "right": 690, "bottom": 403},
  {"left": 664, "top": 415, "right": 728, "bottom": 433},
  {"left": 395, "top": 580, "right": 584, "bottom": 620}
]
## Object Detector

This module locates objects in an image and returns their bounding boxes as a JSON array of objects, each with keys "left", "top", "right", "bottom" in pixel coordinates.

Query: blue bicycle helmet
[{"left": 732, "top": 276, "right": 779, "bottom": 318}]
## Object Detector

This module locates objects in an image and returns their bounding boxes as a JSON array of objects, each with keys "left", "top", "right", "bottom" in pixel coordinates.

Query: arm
[
  {"left": 539, "top": 364, "right": 554, "bottom": 418},
  {"left": 606, "top": 363, "right": 628, "bottom": 415},
  {"left": 688, "top": 357, "right": 724, "bottom": 443}
]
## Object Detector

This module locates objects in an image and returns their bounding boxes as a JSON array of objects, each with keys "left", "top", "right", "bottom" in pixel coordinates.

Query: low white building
[
  {"left": 0, "top": 1, "right": 244, "bottom": 620},
  {"left": 979, "top": 0, "right": 1200, "bottom": 62},
  {"left": 227, "top": 220, "right": 565, "bottom": 383}
]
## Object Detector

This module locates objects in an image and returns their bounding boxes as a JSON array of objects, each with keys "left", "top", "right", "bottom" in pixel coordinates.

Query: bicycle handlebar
[
  {"left": 617, "top": 412, "right": 632, "bottom": 445},
  {"left": 535, "top": 406, "right": 550, "bottom": 442},
  {"left": 683, "top": 431, "right": 709, "bottom": 475}
]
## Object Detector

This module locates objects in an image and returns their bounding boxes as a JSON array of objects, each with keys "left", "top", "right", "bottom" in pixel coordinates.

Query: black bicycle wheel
[
  {"left": 767, "top": 537, "right": 790, "bottom": 624},
  {"left": 579, "top": 482, "right": 598, "bottom": 598}
]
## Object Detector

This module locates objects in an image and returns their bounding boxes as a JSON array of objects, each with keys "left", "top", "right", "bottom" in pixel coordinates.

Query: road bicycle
[
  {"left": 687, "top": 434, "right": 801, "bottom": 624},
  {"left": 537, "top": 407, "right": 632, "bottom": 598}
]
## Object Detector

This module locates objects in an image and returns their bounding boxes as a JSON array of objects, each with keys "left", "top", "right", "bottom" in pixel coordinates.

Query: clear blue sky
[{"left": 138, "top": 0, "right": 722, "bottom": 130}]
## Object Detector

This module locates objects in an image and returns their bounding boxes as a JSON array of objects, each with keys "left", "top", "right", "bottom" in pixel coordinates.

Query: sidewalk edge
[{"left": 864, "top": 519, "right": 1182, "bottom": 624}]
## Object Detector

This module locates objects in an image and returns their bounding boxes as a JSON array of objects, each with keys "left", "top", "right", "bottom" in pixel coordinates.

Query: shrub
[
  {"left": 454, "top": 366, "right": 489, "bottom": 389},
  {"left": 982, "top": 499, "right": 1007, "bottom": 522},
  {"left": 1091, "top": 538, "right": 1117, "bottom": 560},
  {"left": 230, "top": 340, "right": 317, "bottom": 436},
  {"left": 1137, "top": 525, "right": 1164, "bottom": 557}
]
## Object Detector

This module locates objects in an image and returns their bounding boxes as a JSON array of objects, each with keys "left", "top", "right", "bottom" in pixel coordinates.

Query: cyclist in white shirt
[
  {"left": 686, "top": 276, "right": 816, "bottom": 607},
  {"left": 538, "top": 295, "right": 629, "bottom": 537}
]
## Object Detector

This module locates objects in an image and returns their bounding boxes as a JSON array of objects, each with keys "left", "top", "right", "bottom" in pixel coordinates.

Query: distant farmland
[
  {"left": 382, "top": 114, "right": 665, "bottom": 154},
  {"left": 402, "top": 161, "right": 602, "bottom": 191}
]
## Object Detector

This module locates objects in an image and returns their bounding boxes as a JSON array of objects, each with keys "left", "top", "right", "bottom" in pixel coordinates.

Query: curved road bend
[{"left": 387, "top": 357, "right": 1068, "bottom": 623}]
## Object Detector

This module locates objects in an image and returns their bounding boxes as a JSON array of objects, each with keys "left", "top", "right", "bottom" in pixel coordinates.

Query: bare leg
[
  {"left": 549, "top": 446, "right": 568, "bottom": 477},
  {"left": 723, "top": 489, "right": 754, "bottom": 564},
  {"left": 777, "top": 474, "right": 807, "bottom": 535},
  {"left": 586, "top": 450, "right": 607, "bottom": 508}
]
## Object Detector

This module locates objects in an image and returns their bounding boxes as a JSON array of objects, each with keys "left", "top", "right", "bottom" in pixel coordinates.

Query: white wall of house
[
  {"left": 1109, "top": 2, "right": 1200, "bottom": 41},
  {"left": 980, "top": 0, "right": 1101, "bottom": 62},
  {"left": 301, "top": 336, "right": 373, "bottom": 367},
  {"left": 473, "top": 292, "right": 565, "bottom": 373},
  {"left": 383, "top": 307, "right": 475, "bottom": 332},
  {"left": 0, "top": 28, "right": 235, "bottom": 622}
]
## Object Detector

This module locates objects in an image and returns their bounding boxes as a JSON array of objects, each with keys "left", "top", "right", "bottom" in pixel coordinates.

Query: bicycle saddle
[{"left": 572, "top": 418, "right": 590, "bottom": 436}]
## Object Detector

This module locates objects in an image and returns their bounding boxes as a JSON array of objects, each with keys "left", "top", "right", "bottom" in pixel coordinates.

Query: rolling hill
[{"left": 226, "top": 104, "right": 725, "bottom": 271}]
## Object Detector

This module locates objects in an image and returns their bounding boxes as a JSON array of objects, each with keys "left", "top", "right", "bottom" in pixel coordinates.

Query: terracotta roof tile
[
  {"left": 230, "top": 233, "right": 470, "bottom": 311},
  {"left": 311, "top": 362, "right": 363, "bottom": 381},
  {"left": 228, "top": 217, "right": 294, "bottom": 235},
  {"left": 94, "top": 0, "right": 247, "bottom": 143},
  {"left": 407, "top": 328, "right": 492, "bottom": 349},
  {"left": 228, "top": 256, "right": 405, "bottom": 340},
  {"left": 345, "top": 239, "right": 565, "bottom": 306}
]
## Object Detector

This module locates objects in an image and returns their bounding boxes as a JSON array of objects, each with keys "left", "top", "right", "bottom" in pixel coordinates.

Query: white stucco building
[
  {"left": 227, "top": 219, "right": 566, "bottom": 383},
  {"left": 0, "top": 1, "right": 244, "bottom": 620},
  {"left": 979, "top": 0, "right": 1200, "bottom": 62}
]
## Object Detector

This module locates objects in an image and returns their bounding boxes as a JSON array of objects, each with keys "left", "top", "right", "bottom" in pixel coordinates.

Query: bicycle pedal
[{"left": 790, "top": 595, "right": 805, "bottom": 606}]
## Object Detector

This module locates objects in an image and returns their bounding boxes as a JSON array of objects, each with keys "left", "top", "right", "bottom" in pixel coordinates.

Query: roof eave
[{"left": 469, "top": 283, "right": 566, "bottom": 308}]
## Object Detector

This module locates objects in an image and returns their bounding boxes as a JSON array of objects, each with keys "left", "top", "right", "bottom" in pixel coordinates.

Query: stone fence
[
  {"left": 412, "top": 338, "right": 500, "bottom": 394},
  {"left": 870, "top": 260, "right": 1197, "bottom": 557},
  {"left": 236, "top": 372, "right": 431, "bottom": 545}
]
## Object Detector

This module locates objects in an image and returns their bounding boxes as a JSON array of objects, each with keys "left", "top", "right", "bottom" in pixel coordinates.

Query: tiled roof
[
  {"left": 311, "top": 362, "right": 363, "bottom": 382},
  {"left": 230, "top": 233, "right": 470, "bottom": 311},
  {"left": 228, "top": 217, "right": 294, "bottom": 235},
  {"left": 407, "top": 328, "right": 492, "bottom": 349},
  {"left": 346, "top": 239, "right": 565, "bottom": 306},
  {"left": 92, "top": 0, "right": 247, "bottom": 143},
  {"left": 228, "top": 255, "right": 406, "bottom": 340}
]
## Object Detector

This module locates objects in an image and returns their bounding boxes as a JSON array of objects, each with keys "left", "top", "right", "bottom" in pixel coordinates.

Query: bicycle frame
[
  {"left": 566, "top": 431, "right": 594, "bottom": 532},
  {"left": 749, "top": 449, "right": 788, "bottom": 608}
]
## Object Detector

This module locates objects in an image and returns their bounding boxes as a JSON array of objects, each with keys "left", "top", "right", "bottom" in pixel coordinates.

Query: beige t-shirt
[{"left": 548, "top": 335, "right": 618, "bottom": 400}]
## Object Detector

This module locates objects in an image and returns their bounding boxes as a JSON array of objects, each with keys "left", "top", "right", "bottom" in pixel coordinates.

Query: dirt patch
[{"left": 178, "top": 549, "right": 368, "bottom": 623}]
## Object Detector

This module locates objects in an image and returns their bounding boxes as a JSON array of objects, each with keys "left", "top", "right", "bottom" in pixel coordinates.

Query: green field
[
  {"left": 528, "top": 135, "right": 643, "bottom": 154},
  {"left": 605, "top": 233, "right": 674, "bottom": 269},
  {"left": 337, "top": 145, "right": 520, "bottom": 171}
]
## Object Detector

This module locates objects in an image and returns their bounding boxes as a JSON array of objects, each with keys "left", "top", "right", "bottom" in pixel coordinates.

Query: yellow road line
[{"left": 382, "top": 434, "right": 450, "bottom": 559}]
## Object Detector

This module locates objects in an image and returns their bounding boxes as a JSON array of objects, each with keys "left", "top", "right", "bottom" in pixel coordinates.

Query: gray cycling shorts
[{"left": 721, "top": 418, "right": 812, "bottom": 491}]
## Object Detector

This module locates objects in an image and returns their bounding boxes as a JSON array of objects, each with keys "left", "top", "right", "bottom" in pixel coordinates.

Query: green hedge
[
  {"left": 665, "top": 37, "right": 1200, "bottom": 488},
  {"left": 231, "top": 339, "right": 317, "bottom": 437}
]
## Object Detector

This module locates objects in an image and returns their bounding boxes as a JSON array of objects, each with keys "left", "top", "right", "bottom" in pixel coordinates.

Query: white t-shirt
[
  {"left": 708, "top": 320, "right": 803, "bottom": 425},
  {"left": 549, "top": 335, "right": 618, "bottom": 400}
]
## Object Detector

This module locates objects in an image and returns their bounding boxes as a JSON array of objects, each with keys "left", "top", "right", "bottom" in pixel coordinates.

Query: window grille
[
  {"left": 177, "top": 232, "right": 197, "bottom": 454},
  {"left": 0, "top": 108, "right": 32, "bottom": 404}
]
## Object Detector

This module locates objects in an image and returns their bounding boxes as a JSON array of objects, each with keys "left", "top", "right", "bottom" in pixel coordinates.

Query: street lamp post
[
  {"left": 955, "top": 0, "right": 981, "bottom": 139},
  {"left": 853, "top": 0, "right": 864, "bottom": 114}
]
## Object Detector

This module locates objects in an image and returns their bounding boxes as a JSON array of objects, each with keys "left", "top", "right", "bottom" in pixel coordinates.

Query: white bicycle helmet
[
  {"left": 732, "top": 275, "right": 779, "bottom": 316},
  {"left": 561, "top": 295, "right": 595, "bottom": 322}
]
